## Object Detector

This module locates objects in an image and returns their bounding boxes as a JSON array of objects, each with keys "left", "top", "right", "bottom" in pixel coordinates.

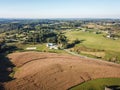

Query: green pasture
[
  {"left": 65, "top": 30, "right": 120, "bottom": 63},
  {"left": 65, "top": 30, "right": 120, "bottom": 52},
  {"left": 70, "top": 78, "right": 120, "bottom": 90}
]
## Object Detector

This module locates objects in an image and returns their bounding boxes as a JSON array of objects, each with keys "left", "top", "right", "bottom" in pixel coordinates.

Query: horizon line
[{"left": 0, "top": 17, "right": 120, "bottom": 20}]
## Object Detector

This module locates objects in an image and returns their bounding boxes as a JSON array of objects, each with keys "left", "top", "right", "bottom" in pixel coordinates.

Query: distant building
[
  {"left": 106, "top": 35, "right": 111, "bottom": 38},
  {"left": 46, "top": 43, "right": 58, "bottom": 49},
  {"left": 46, "top": 43, "right": 53, "bottom": 47}
]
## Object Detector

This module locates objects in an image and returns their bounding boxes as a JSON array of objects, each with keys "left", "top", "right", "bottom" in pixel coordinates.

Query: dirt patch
[{"left": 3, "top": 51, "right": 120, "bottom": 90}]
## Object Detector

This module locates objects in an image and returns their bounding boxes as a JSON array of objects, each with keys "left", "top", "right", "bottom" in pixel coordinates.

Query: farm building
[{"left": 46, "top": 43, "right": 58, "bottom": 49}]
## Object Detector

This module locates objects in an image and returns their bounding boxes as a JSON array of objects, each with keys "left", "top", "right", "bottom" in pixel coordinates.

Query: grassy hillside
[
  {"left": 65, "top": 30, "right": 120, "bottom": 63},
  {"left": 70, "top": 78, "right": 120, "bottom": 90},
  {"left": 65, "top": 30, "right": 120, "bottom": 51}
]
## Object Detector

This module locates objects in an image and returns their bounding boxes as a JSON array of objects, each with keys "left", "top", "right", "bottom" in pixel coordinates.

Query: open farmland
[
  {"left": 65, "top": 30, "right": 120, "bottom": 51},
  {"left": 65, "top": 30, "right": 120, "bottom": 63},
  {"left": 2, "top": 51, "right": 120, "bottom": 90},
  {"left": 0, "top": 19, "right": 120, "bottom": 90}
]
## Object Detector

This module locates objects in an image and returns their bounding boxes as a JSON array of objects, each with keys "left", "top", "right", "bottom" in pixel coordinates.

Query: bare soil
[{"left": 3, "top": 51, "right": 120, "bottom": 90}]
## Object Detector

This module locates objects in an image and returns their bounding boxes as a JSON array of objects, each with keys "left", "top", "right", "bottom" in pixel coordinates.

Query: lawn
[{"left": 70, "top": 78, "right": 120, "bottom": 90}]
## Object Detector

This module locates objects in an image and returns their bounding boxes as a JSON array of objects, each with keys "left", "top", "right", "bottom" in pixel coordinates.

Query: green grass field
[
  {"left": 65, "top": 30, "right": 120, "bottom": 51},
  {"left": 65, "top": 30, "right": 120, "bottom": 63},
  {"left": 13, "top": 43, "right": 66, "bottom": 54},
  {"left": 70, "top": 78, "right": 120, "bottom": 90}
]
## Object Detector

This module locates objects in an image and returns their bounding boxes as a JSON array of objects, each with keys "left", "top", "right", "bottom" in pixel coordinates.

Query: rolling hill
[{"left": 3, "top": 51, "right": 120, "bottom": 90}]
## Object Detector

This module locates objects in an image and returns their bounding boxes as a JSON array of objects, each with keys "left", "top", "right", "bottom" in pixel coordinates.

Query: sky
[{"left": 0, "top": 0, "right": 120, "bottom": 19}]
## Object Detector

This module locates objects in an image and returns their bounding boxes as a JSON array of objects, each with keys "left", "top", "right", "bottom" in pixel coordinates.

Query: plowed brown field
[{"left": 3, "top": 51, "right": 120, "bottom": 90}]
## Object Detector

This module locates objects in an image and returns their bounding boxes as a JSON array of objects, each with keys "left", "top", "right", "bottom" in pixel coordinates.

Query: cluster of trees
[
  {"left": 25, "top": 29, "right": 68, "bottom": 47},
  {"left": 0, "top": 19, "right": 83, "bottom": 33},
  {"left": 1, "top": 19, "right": 120, "bottom": 34},
  {"left": 0, "top": 39, "right": 5, "bottom": 51},
  {"left": 0, "top": 39, "right": 18, "bottom": 53},
  {"left": 4, "top": 27, "right": 68, "bottom": 48}
]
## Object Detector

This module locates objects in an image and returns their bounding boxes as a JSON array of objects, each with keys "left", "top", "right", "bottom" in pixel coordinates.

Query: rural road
[
  {"left": 64, "top": 49, "right": 88, "bottom": 58},
  {"left": 64, "top": 49, "right": 105, "bottom": 62},
  {"left": 64, "top": 49, "right": 120, "bottom": 66}
]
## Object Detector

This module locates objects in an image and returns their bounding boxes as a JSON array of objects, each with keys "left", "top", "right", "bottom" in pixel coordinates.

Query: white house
[
  {"left": 46, "top": 43, "right": 53, "bottom": 47},
  {"left": 46, "top": 43, "right": 58, "bottom": 49}
]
